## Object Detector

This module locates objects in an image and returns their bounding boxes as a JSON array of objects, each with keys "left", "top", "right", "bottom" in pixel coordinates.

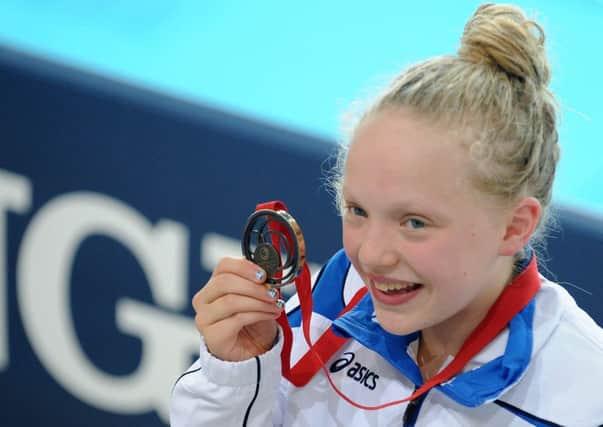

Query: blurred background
[{"left": 0, "top": 1, "right": 601, "bottom": 426}]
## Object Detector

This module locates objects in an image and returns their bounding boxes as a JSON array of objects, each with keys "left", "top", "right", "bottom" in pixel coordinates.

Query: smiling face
[{"left": 342, "top": 108, "right": 516, "bottom": 341}]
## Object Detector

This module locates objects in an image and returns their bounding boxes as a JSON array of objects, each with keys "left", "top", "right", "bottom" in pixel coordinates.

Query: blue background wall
[
  {"left": 1, "top": 0, "right": 602, "bottom": 213},
  {"left": 0, "top": 2, "right": 602, "bottom": 426}
]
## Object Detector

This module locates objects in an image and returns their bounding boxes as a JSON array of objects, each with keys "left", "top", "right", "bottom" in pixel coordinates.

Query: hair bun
[{"left": 458, "top": 3, "right": 550, "bottom": 87}]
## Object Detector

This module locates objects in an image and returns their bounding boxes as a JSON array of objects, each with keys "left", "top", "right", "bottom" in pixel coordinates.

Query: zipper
[{"left": 402, "top": 387, "right": 427, "bottom": 426}]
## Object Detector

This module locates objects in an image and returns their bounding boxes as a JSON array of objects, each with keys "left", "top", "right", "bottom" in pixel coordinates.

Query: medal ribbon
[{"left": 255, "top": 201, "right": 541, "bottom": 409}]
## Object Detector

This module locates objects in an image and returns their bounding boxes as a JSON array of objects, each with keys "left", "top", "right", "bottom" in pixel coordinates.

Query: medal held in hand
[{"left": 241, "top": 208, "right": 306, "bottom": 288}]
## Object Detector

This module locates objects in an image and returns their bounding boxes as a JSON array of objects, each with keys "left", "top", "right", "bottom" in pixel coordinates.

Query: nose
[{"left": 357, "top": 221, "right": 399, "bottom": 273}]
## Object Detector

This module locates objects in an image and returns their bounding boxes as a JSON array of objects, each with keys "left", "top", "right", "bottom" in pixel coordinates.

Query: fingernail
[
  {"left": 267, "top": 288, "right": 278, "bottom": 299},
  {"left": 255, "top": 270, "right": 265, "bottom": 281},
  {"left": 276, "top": 299, "right": 285, "bottom": 309}
]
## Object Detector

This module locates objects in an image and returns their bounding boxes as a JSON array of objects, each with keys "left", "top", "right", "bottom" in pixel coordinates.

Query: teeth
[{"left": 374, "top": 282, "right": 415, "bottom": 292}]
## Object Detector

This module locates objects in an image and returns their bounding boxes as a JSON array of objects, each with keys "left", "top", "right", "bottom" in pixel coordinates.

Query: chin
[{"left": 374, "top": 310, "right": 419, "bottom": 336}]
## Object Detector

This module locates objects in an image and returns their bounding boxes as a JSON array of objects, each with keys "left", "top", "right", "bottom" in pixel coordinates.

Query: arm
[
  {"left": 170, "top": 257, "right": 284, "bottom": 426},
  {"left": 170, "top": 331, "right": 284, "bottom": 427}
]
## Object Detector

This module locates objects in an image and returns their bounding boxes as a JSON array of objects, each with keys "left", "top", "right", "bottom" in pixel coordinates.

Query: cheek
[
  {"left": 342, "top": 222, "right": 369, "bottom": 271},
  {"left": 342, "top": 223, "right": 357, "bottom": 258},
  {"left": 409, "top": 237, "right": 469, "bottom": 280},
  {"left": 421, "top": 231, "right": 494, "bottom": 283}
]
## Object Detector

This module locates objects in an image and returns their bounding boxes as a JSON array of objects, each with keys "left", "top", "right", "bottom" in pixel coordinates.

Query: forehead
[{"left": 345, "top": 110, "right": 472, "bottom": 195}]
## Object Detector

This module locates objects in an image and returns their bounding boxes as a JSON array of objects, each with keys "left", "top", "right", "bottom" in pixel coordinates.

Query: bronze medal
[{"left": 242, "top": 208, "right": 306, "bottom": 287}]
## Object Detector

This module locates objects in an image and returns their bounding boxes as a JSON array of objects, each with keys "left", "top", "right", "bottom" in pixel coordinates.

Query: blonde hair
[{"left": 331, "top": 3, "right": 560, "bottom": 243}]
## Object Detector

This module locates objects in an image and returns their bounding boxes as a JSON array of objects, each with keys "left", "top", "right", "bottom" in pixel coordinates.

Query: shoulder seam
[{"left": 171, "top": 366, "right": 202, "bottom": 393}]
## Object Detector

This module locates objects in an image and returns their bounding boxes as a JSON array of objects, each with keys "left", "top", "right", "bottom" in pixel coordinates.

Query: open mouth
[{"left": 373, "top": 282, "right": 422, "bottom": 295}]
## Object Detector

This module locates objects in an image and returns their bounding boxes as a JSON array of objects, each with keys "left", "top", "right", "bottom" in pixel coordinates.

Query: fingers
[
  {"left": 192, "top": 256, "right": 283, "bottom": 360},
  {"left": 193, "top": 256, "right": 282, "bottom": 331},
  {"left": 211, "top": 256, "right": 266, "bottom": 284},
  {"left": 201, "top": 311, "right": 279, "bottom": 339},
  {"left": 202, "top": 312, "right": 279, "bottom": 360},
  {"left": 197, "top": 293, "right": 282, "bottom": 328},
  {"left": 194, "top": 257, "right": 275, "bottom": 308}
]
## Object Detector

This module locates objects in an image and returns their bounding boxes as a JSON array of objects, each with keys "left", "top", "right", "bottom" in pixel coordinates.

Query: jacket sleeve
[{"left": 170, "top": 329, "right": 285, "bottom": 427}]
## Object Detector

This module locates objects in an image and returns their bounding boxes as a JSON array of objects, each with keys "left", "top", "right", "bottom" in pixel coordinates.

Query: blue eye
[
  {"left": 405, "top": 218, "right": 426, "bottom": 229},
  {"left": 345, "top": 205, "right": 367, "bottom": 217},
  {"left": 353, "top": 207, "right": 367, "bottom": 217}
]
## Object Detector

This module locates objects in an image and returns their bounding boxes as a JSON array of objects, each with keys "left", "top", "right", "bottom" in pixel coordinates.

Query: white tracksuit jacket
[{"left": 170, "top": 249, "right": 603, "bottom": 426}]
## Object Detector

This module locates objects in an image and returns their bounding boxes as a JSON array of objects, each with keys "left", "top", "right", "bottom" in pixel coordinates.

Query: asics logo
[{"left": 329, "top": 352, "right": 379, "bottom": 391}]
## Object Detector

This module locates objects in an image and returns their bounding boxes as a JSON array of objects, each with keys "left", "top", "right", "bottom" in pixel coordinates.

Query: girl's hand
[{"left": 192, "top": 257, "right": 282, "bottom": 362}]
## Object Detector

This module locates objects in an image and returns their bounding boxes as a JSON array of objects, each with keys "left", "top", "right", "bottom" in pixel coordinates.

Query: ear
[{"left": 498, "top": 197, "right": 542, "bottom": 256}]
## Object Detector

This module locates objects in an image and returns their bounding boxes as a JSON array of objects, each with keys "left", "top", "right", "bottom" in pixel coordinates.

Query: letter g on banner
[{"left": 16, "top": 192, "right": 198, "bottom": 422}]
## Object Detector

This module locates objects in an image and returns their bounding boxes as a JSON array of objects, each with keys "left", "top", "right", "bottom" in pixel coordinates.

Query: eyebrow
[
  {"left": 341, "top": 186, "right": 448, "bottom": 222},
  {"left": 342, "top": 187, "right": 410, "bottom": 212}
]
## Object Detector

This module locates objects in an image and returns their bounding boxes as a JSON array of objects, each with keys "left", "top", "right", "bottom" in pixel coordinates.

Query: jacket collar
[{"left": 333, "top": 251, "right": 538, "bottom": 407}]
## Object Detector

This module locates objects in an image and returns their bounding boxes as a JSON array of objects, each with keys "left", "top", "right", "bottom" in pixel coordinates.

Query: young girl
[{"left": 170, "top": 4, "right": 603, "bottom": 426}]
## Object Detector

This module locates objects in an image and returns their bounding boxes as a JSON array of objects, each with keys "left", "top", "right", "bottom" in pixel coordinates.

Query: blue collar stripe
[{"left": 333, "top": 285, "right": 536, "bottom": 407}]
